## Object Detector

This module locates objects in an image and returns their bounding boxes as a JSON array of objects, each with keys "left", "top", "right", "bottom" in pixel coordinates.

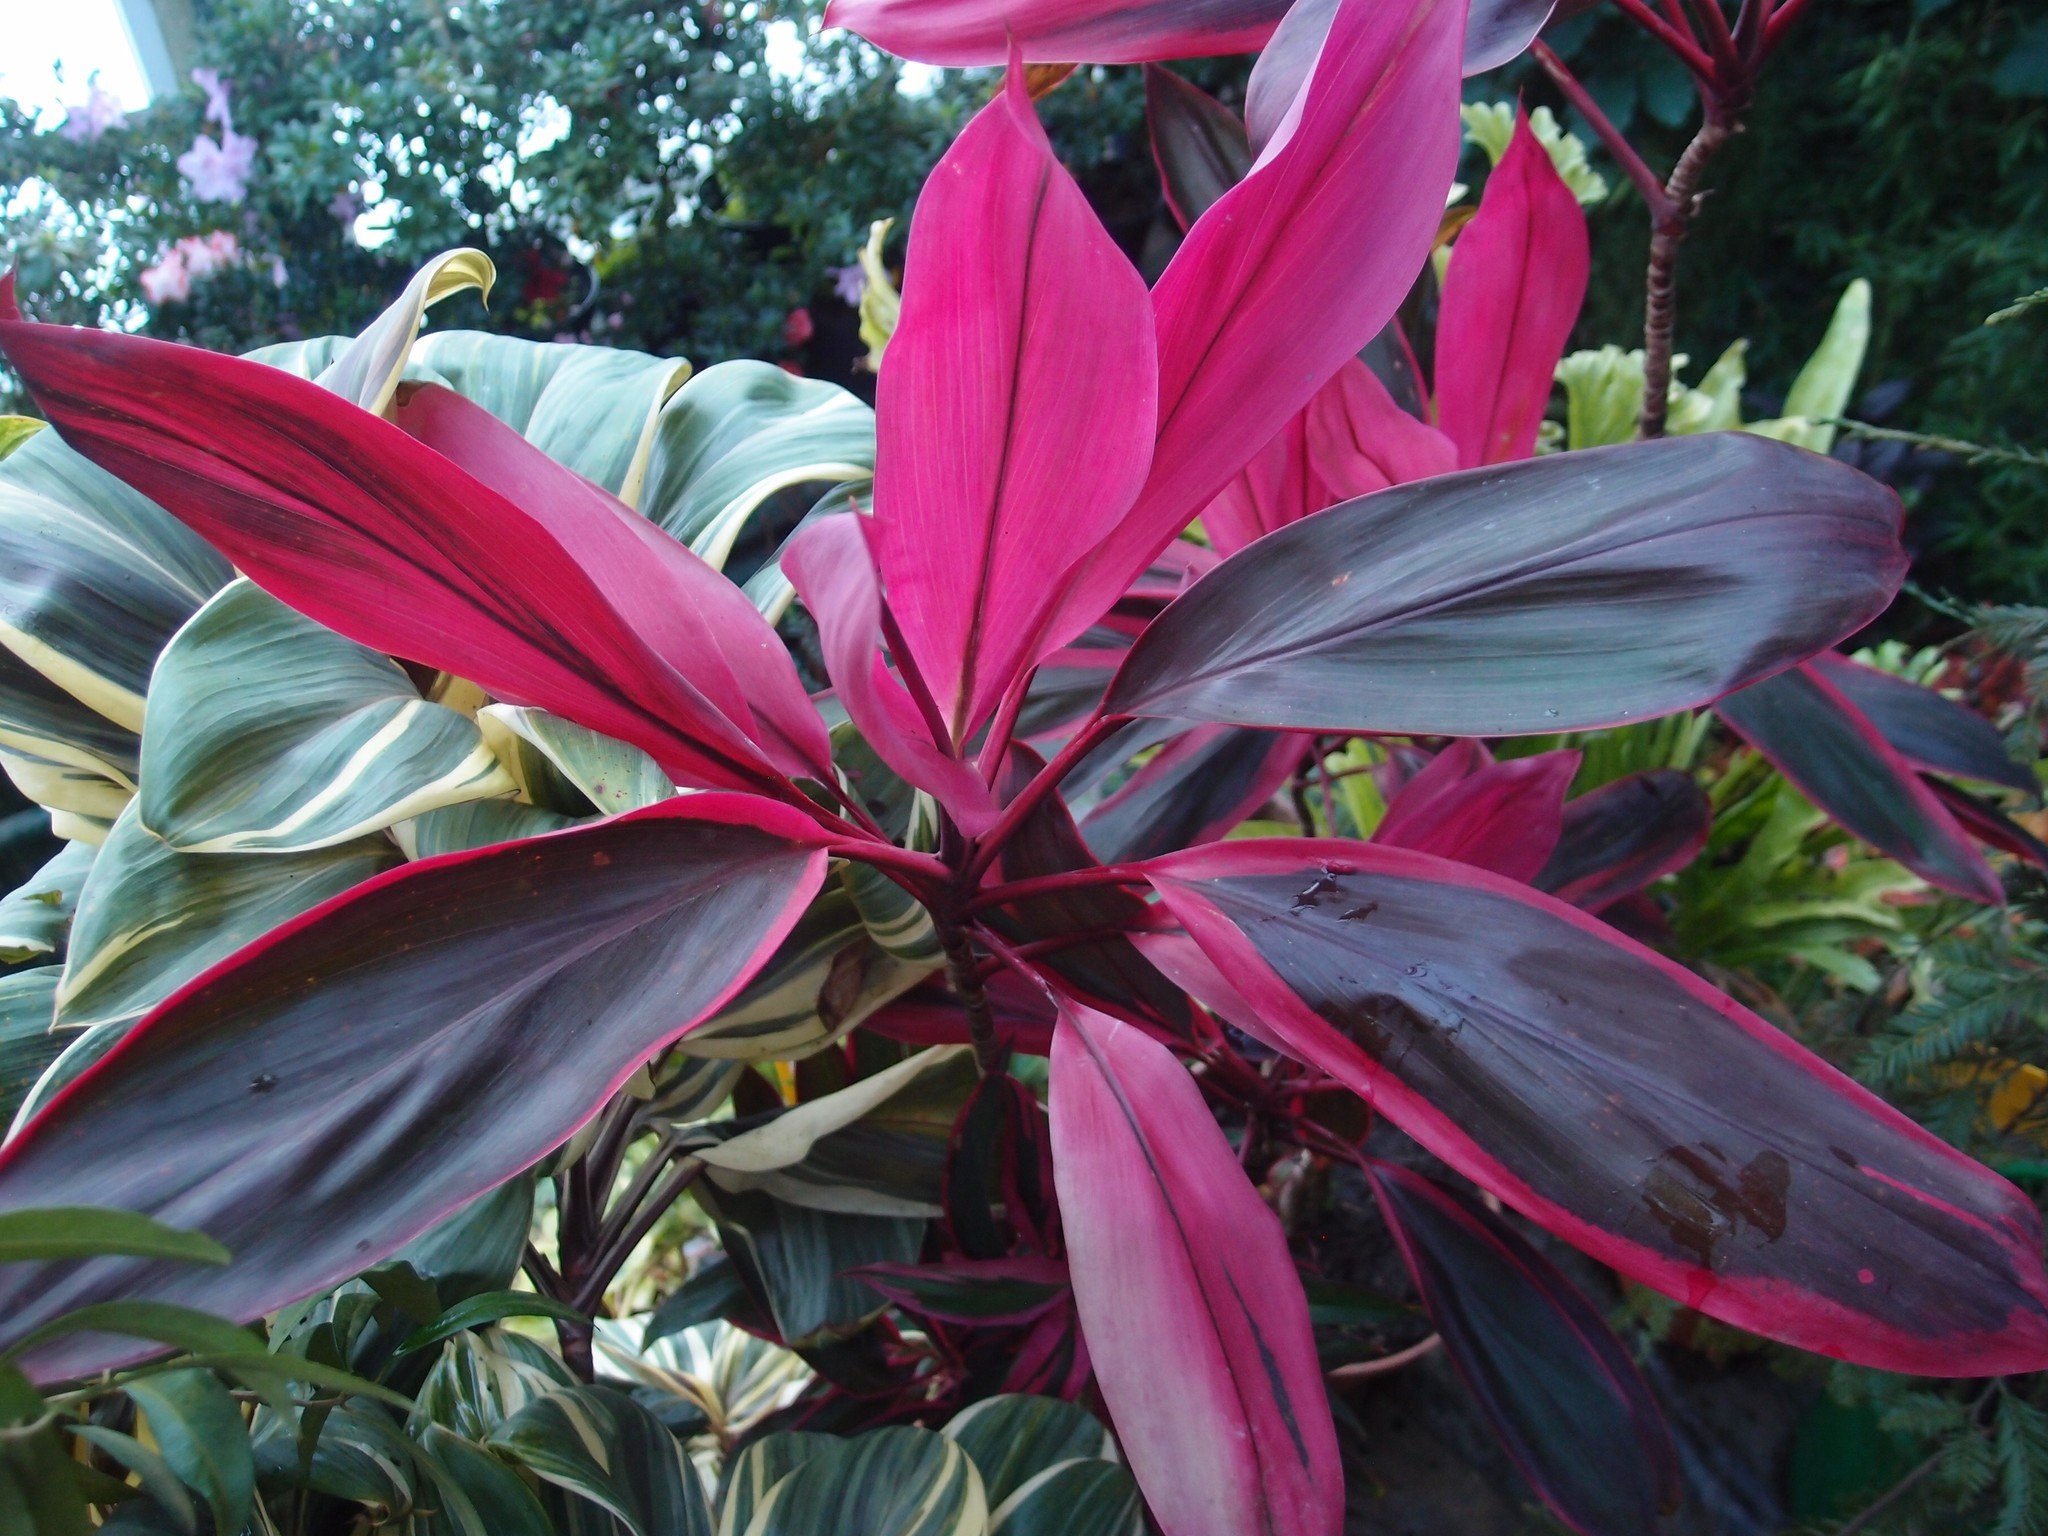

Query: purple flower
[
  {"left": 830, "top": 262, "right": 867, "bottom": 307},
  {"left": 59, "top": 82, "right": 127, "bottom": 144},
  {"left": 179, "top": 129, "right": 259, "bottom": 204}
]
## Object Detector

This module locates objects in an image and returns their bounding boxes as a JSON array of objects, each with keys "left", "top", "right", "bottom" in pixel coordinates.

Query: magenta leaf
[
  {"left": 1056, "top": 0, "right": 1466, "bottom": 642},
  {"left": 1809, "top": 652, "right": 2038, "bottom": 796},
  {"left": 1366, "top": 1160, "right": 1681, "bottom": 1536},
  {"left": 871, "top": 67, "right": 1157, "bottom": 746},
  {"left": 781, "top": 513, "right": 999, "bottom": 834},
  {"left": 1372, "top": 744, "right": 1579, "bottom": 882},
  {"left": 1051, "top": 1001, "right": 1342, "bottom": 1536},
  {"left": 1106, "top": 434, "right": 1908, "bottom": 736},
  {"left": 824, "top": 0, "right": 1293, "bottom": 66},
  {"left": 1716, "top": 663, "right": 2002, "bottom": 901},
  {"left": 1145, "top": 66, "right": 1252, "bottom": 230},
  {"left": 0, "top": 287, "right": 809, "bottom": 795},
  {"left": 0, "top": 796, "right": 830, "bottom": 1383},
  {"left": 1434, "top": 111, "right": 1590, "bottom": 468},
  {"left": 1536, "top": 769, "right": 1711, "bottom": 910},
  {"left": 1145, "top": 838, "right": 2048, "bottom": 1375}
]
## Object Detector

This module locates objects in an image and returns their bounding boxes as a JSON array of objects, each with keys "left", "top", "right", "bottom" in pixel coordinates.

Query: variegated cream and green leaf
[
  {"left": 140, "top": 580, "right": 513, "bottom": 853},
  {"left": 594, "top": 1316, "right": 812, "bottom": 1480},
  {"left": 0, "top": 969, "right": 64, "bottom": 1126},
  {"left": 687, "top": 1045, "right": 975, "bottom": 1216},
  {"left": 678, "top": 884, "right": 936, "bottom": 1064},
  {"left": 486, "top": 1384, "right": 713, "bottom": 1536},
  {"left": 724, "top": 1425, "right": 986, "bottom": 1536},
  {"left": 942, "top": 1396, "right": 1142, "bottom": 1536},
  {"left": 0, "top": 839, "right": 91, "bottom": 962},
  {"left": 54, "top": 803, "right": 399, "bottom": 1030},
  {"left": 477, "top": 705, "right": 675, "bottom": 818}
]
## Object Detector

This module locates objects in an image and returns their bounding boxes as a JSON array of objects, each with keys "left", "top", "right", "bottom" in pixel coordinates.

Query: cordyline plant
[{"left": 1, "top": 1, "right": 2046, "bottom": 1533}]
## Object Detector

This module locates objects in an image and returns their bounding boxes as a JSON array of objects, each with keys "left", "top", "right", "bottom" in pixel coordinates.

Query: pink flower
[
  {"left": 782, "top": 306, "right": 815, "bottom": 348},
  {"left": 175, "top": 230, "right": 241, "bottom": 280},
  {"left": 178, "top": 129, "right": 259, "bottom": 204},
  {"left": 190, "top": 68, "right": 232, "bottom": 128},
  {"left": 59, "top": 82, "right": 127, "bottom": 144},
  {"left": 139, "top": 249, "right": 192, "bottom": 306}
]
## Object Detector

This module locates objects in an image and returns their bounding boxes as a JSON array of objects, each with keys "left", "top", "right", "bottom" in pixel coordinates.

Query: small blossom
[
  {"left": 178, "top": 229, "right": 241, "bottom": 280},
  {"left": 190, "top": 67, "right": 232, "bottom": 128},
  {"left": 829, "top": 262, "right": 866, "bottom": 307},
  {"left": 59, "top": 81, "right": 127, "bottom": 144},
  {"left": 139, "top": 249, "right": 192, "bottom": 306},
  {"left": 327, "top": 189, "right": 362, "bottom": 225},
  {"left": 178, "top": 128, "right": 259, "bottom": 203},
  {"left": 782, "top": 306, "right": 814, "bottom": 349}
]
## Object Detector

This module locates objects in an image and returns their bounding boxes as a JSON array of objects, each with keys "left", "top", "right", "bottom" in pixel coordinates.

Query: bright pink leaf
[
  {"left": 1053, "top": 0, "right": 1467, "bottom": 642},
  {"left": 390, "top": 383, "right": 831, "bottom": 781},
  {"left": 1435, "top": 112, "right": 1590, "bottom": 468},
  {"left": 1145, "top": 838, "right": 2048, "bottom": 1376},
  {"left": 1051, "top": 1001, "right": 1342, "bottom": 1536},
  {"left": 781, "top": 514, "right": 998, "bottom": 834},
  {"left": 0, "top": 281, "right": 803, "bottom": 795},
  {"left": 1372, "top": 744, "right": 1579, "bottom": 881},
  {"left": 824, "top": 0, "right": 1292, "bottom": 66},
  {"left": 872, "top": 68, "right": 1156, "bottom": 745}
]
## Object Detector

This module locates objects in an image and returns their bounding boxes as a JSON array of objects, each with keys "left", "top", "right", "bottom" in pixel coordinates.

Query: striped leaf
[
  {"left": 0, "top": 747, "right": 130, "bottom": 842},
  {"left": 487, "top": 1385, "right": 714, "bottom": 1536},
  {"left": 692, "top": 1046, "right": 976, "bottom": 1216},
  {"left": 0, "top": 425, "right": 229, "bottom": 746},
  {"left": 695, "top": 1183, "right": 925, "bottom": 1346},
  {"left": 0, "top": 840, "right": 93, "bottom": 962},
  {"left": 717, "top": 1433, "right": 833, "bottom": 1536},
  {"left": 989, "top": 1461, "right": 1144, "bottom": 1536},
  {"left": 315, "top": 249, "right": 496, "bottom": 415},
  {"left": 942, "top": 1396, "right": 1114, "bottom": 1509},
  {"left": 0, "top": 969, "right": 63, "bottom": 1128},
  {"left": 395, "top": 800, "right": 583, "bottom": 860},
  {"left": 0, "top": 641, "right": 137, "bottom": 806},
  {"left": 642, "top": 362, "right": 875, "bottom": 568},
  {"left": 4, "top": 1020, "right": 118, "bottom": 1137},
  {"left": 140, "top": 580, "right": 512, "bottom": 853},
  {"left": 734, "top": 1425, "right": 987, "bottom": 1536},
  {"left": 55, "top": 801, "right": 398, "bottom": 1030},
  {"left": 595, "top": 1317, "right": 812, "bottom": 1452},
  {"left": 478, "top": 704, "right": 675, "bottom": 817},
  {"left": 682, "top": 885, "right": 937, "bottom": 1063},
  {"left": 410, "top": 1327, "right": 579, "bottom": 1442}
]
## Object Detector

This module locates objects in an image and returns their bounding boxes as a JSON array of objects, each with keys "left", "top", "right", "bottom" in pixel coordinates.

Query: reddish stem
[
  {"left": 1609, "top": 0, "right": 1717, "bottom": 74},
  {"left": 966, "top": 863, "right": 1150, "bottom": 914},
  {"left": 1532, "top": 43, "right": 1670, "bottom": 215},
  {"left": 879, "top": 601, "right": 959, "bottom": 756},
  {"left": 1762, "top": 0, "right": 1813, "bottom": 52},
  {"left": 962, "top": 713, "right": 1133, "bottom": 887}
]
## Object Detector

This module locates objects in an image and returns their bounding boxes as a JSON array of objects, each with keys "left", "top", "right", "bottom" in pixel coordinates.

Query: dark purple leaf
[
  {"left": 1811, "top": 652, "right": 2036, "bottom": 797},
  {"left": 1144, "top": 66, "right": 1251, "bottom": 230},
  {"left": 1080, "top": 726, "right": 1308, "bottom": 864},
  {"left": 0, "top": 797, "right": 829, "bottom": 1382},
  {"left": 1536, "top": 769, "right": 1711, "bottom": 910},
  {"left": 1367, "top": 1160, "right": 1680, "bottom": 1536},
  {"left": 1717, "top": 663, "right": 2001, "bottom": 901},
  {"left": 1146, "top": 838, "right": 2048, "bottom": 1376},
  {"left": 1106, "top": 435, "right": 1908, "bottom": 738}
]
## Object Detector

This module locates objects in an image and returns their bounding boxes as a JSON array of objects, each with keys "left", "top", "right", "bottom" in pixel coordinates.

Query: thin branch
[
  {"left": 965, "top": 863, "right": 1150, "bottom": 913},
  {"left": 571, "top": 1155, "right": 706, "bottom": 1314},
  {"left": 1609, "top": 0, "right": 1717, "bottom": 74},
  {"left": 1326, "top": 1334, "right": 1442, "bottom": 1383},
  {"left": 1532, "top": 44, "right": 1669, "bottom": 214},
  {"left": 1639, "top": 110, "right": 1735, "bottom": 437}
]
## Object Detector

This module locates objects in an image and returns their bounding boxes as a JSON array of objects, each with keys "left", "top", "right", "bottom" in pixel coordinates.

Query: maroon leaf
[
  {"left": 1536, "top": 769, "right": 1711, "bottom": 910},
  {"left": 0, "top": 281, "right": 812, "bottom": 794},
  {"left": 1810, "top": 652, "right": 2036, "bottom": 797},
  {"left": 1145, "top": 65, "right": 1252, "bottom": 230},
  {"left": 0, "top": 796, "right": 830, "bottom": 1382},
  {"left": 1717, "top": 662, "right": 2002, "bottom": 901},
  {"left": 852, "top": 1255, "right": 1069, "bottom": 1325},
  {"left": 1052, "top": 1001, "right": 1341, "bottom": 1536},
  {"left": 1367, "top": 1160, "right": 1681, "bottom": 1536},
  {"left": 1926, "top": 779, "right": 2048, "bottom": 868},
  {"left": 1146, "top": 838, "right": 2048, "bottom": 1375}
]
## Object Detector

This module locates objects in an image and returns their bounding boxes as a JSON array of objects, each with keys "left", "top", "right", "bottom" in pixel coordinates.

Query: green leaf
[
  {"left": 0, "top": 1358, "right": 90, "bottom": 1536},
  {"left": 0, "top": 416, "right": 42, "bottom": 460},
  {"left": 0, "top": 427, "right": 228, "bottom": 758},
  {"left": 1773, "top": 279, "right": 1873, "bottom": 453},
  {"left": 738, "top": 1424, "right": 987, "bottom": 1536},
  {"left": 941, "top": 1396, "right": 1113, "bottom": 1509},
  {"left": 56, "top": 799, "right": 398, "bottom": 1029},
  {"left": 695, "top": 1185, "right": 924, "bottom": 1347},
  {"left": 477, "top": 704, "right": 674, "bottom": 817},
  {"left": 488, "top": 1384, "right": 714, "bottom": 1536},
  {"left": 716, "top": 1432, "right": 833, "bottom": 1536},
  {"left": 5, "top": 1020, "right": 119, "bottom": 1136},
  {"left": 639, "top": 361, "right": 875, "bottom": 570},
  {"left": 68, "top": 1426, "right": 199, "bottom": 1535},
  {"left": 987, "top": 1460, "right": 1144, "bottom": 1536},
  {"left": 1, "top": 1299, "right": 256, "bottom": 1365},
  {"left": 646, "top": 1260, "right": 751, "bottom": 1344},
  {"left": 597, "top": 1316, "right": 811, "bottom": 1438},
  {"left": 397, "top": 1177, "right": 536, "bottom": 1301},
  {"left": 399, "top": 1292, "right": 588, "bottom": 1355},
  {"left": 0, "top": 969, "right": 63, "bottom": 1129},
  {"left": 124, "top": 1369, "right": 255, "bottom": 1536},
  {"left": 395, "top": 799, "right": 581, "bottom": 859},
  {"left": 0, "top": 1208, "right": 228, "bottom": 1267},
  {"left": 0, "top": 841, "right": 93, "bottom": 963},
  {"left": 139, "top": 579, "right": 511, "bottom": 853},
  {"left": 1302, "top": 1276, "right": 1418, "bottom": 1328},
  {"left": 414, "top": 1423, "right": 556, "bottom": 1536}
]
